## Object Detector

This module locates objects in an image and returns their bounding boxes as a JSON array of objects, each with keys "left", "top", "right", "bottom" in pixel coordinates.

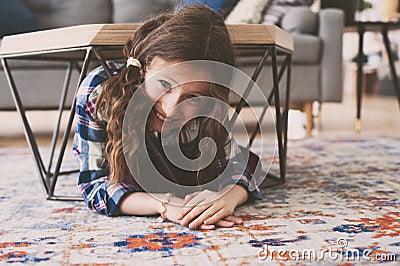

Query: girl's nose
[{"left": 160, "top": 90, "right": 181, "bottom": 116}]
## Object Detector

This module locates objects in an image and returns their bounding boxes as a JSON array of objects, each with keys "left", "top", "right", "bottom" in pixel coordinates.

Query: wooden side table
[
  {"left": 346, "top": 21, "right": 400, "bottom": 132},
  {"left": 0, "top": 24, "right": 293, "bottom": 200}
]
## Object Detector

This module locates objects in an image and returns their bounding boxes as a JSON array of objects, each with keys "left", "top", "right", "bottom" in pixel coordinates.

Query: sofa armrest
[{"left": 319, "top": 8, "right": 344, "bottom": 102}]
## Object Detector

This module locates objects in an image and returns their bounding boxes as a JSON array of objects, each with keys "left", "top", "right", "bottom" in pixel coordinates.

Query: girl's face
[{"left": 144, "top": 57, "right": 211, "bottom": 133}]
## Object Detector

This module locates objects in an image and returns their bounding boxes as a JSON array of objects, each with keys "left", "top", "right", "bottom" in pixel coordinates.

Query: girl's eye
[
  {"left": 187, "top": 94, "right": 201, "bottom": 104},
  {"left": 159, "top": 80, "right": 172, "bottom": 89}
]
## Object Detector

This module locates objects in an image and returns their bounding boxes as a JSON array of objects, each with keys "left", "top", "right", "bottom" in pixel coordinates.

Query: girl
[{"left": 73, "top": 5, "right": 262, "bottom": 230}]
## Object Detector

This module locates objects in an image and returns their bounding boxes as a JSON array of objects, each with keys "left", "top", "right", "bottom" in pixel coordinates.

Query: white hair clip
[{"left": 126, "top": 57, "right": 142, "bottom": 70}]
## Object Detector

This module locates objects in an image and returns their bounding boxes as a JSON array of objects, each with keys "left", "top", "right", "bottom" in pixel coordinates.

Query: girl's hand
[
  {"left": 183, "top": 191, "right": 243, "bottom": 227},
  {"left": 214, "top": 215, "right": 243, "bottom": 228},
  {"left": 163, "top": 195, "right": 216, "bottom": 230},
  {"left": 177, "top": 185, "right": 247, "bottom": 229}
]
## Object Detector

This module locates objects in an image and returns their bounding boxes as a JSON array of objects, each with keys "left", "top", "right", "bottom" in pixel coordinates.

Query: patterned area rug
[{"left": 0, "top": 136, "right": 399, "bottom": 265}]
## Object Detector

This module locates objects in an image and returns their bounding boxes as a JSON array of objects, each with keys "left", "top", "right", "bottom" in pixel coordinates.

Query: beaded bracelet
[{"left": 160, "top": 192, "right": 174, "bottom": 221}]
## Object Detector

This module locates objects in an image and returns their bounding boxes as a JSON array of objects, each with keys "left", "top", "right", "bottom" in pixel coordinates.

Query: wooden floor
[
  {"left": 0, "top": 93, "right": 399, "bottom": 148},
  {"left": 319, "top": 93, "right": 399, "bottom": 138}
]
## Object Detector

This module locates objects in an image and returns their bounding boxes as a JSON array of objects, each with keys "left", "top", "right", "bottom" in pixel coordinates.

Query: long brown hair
[{"left": 96, "top": 4, "right": 235, "bottom": 186}]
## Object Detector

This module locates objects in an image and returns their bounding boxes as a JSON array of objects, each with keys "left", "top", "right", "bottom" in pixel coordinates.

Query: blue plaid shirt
[{"left": 73, "top": 64, "right": 263, "bottom": 216}]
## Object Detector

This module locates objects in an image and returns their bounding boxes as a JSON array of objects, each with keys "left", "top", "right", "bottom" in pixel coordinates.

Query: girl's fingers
[
  {"left": 182, "top": 191, "right": 201, "bottom": 205},
  {"left": 203, "top": 208, "right": 226, "bottom": 225},
  {"left": 221, "top": 215, "right": 243, "bottom": 225},
  {"left": 183, "top": 192, "right": 208, "bottom": 208},
  {"left": 199, "top": 224, "right": 215, "bottom": 230},
  {"left": 183, "top": 190, "right": 219, "bottom": 208},
  {"left": 187, "top": 205, "right": 220, "bottom": 229},
  {"left": 180, "top": 202, "right": 211, "bottom": 227},
  {"left": 215, "top": 220, "right": 235, "bottom": 228},
  {"left": 177, "top": 194, "right": 206, "bottom": 220}
]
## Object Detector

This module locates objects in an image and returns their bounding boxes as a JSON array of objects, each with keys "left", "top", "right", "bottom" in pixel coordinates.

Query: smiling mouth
[{"left": 155, "top": 110, "right": 172, "bottom": 122}]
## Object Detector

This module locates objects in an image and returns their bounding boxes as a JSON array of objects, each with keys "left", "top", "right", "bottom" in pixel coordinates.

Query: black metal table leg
[
  {"left": 228, "top": 48, "right": 272, "bottom": 129},
  {"left": 93, "top": 49, "right": 114, "bottom": 78},
  {"left": 2, "top": 48, "right": 94, "bottom": 201},
  {"left": 381, "top": 27, "right": 400, "bottom": 109},
  {"left": 1, "top": 58, "right": 48, "bottom": 194},
  {"left": 257, "top": 51, "right": 291, "bottom": 188},
  {"left": 356, "top": 25, "right": 365, "bottom": 132},
  {"left": 47, "top": 62, "right": 73, "bottom": 179},
  {"left": 47, "top": 48, "right": 93, "bottom": 200},
  {"left": 229, "top": 46, "right": 291, "bottom": 188},
  {"left": 47, "top": 48, "right": 120, "bottom": 200},
  {"left": 271, "top": 47, "right": 285, "bottom": 181},
  {"left": 247, "top": 56, "right": 290, "bottom": 148},
  {"left": 282, "top": 54, "right": 291, "bottom": 181}
]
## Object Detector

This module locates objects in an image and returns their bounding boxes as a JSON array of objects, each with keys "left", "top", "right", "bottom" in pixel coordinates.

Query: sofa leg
[{"left": 303, "top": 102, "right": 313, "bottom": 137}]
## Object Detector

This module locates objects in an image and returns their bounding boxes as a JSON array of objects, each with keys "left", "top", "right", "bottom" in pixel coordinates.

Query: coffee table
[{"left": 0, "top": 24, "right": 293, "bottom": 200}]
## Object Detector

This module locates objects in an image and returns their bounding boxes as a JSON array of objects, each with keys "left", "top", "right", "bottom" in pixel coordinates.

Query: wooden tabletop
[{"left": 0, "top": 24, "right": 293, "bottom": 58}]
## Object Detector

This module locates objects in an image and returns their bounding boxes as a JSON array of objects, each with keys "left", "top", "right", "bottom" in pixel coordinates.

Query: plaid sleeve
[
  {"left": 72, "top": 65, "right": 141, "bottom": 216},
  {"left": 216, "top": 133, "right": 263, "bottom": 202}
]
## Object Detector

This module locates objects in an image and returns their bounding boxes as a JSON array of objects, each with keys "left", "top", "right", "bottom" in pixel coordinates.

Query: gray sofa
[{"left": 0, "top": 0, "right": 344, "bottom": 136}]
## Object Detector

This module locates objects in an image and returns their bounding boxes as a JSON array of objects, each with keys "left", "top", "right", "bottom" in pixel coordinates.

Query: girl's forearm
[{"left": 119, "top": 192, "right": 164, "bottom": 215}]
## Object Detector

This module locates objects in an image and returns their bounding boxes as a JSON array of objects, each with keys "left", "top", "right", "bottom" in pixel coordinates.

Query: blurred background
[{"left": 0, "top": 0, "right": 399, "bottom": 146}]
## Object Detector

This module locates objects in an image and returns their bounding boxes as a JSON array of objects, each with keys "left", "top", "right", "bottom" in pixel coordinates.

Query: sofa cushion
[
  {"left": 281, "top": 6, "right": 317, "bottom": 34},
  {"left": 112, "top": 0, "right": 174, "bottom": 23},
  {"left": 0, "top": 0, "right": 38, "bottom": 38},
  {"left": 262, "top": 0, "right": 314, "bottom": 25},
  {"left": 22, "top": 0, "right": 111, "bottom": 29},
  {"left": 225, "top": 0, "right": 272, "bottom": 24}
]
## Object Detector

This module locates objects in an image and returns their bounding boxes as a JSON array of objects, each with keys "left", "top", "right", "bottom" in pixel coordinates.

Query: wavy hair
[{"left": 96, "top": 4, "right": 235, "bottom": 186}]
